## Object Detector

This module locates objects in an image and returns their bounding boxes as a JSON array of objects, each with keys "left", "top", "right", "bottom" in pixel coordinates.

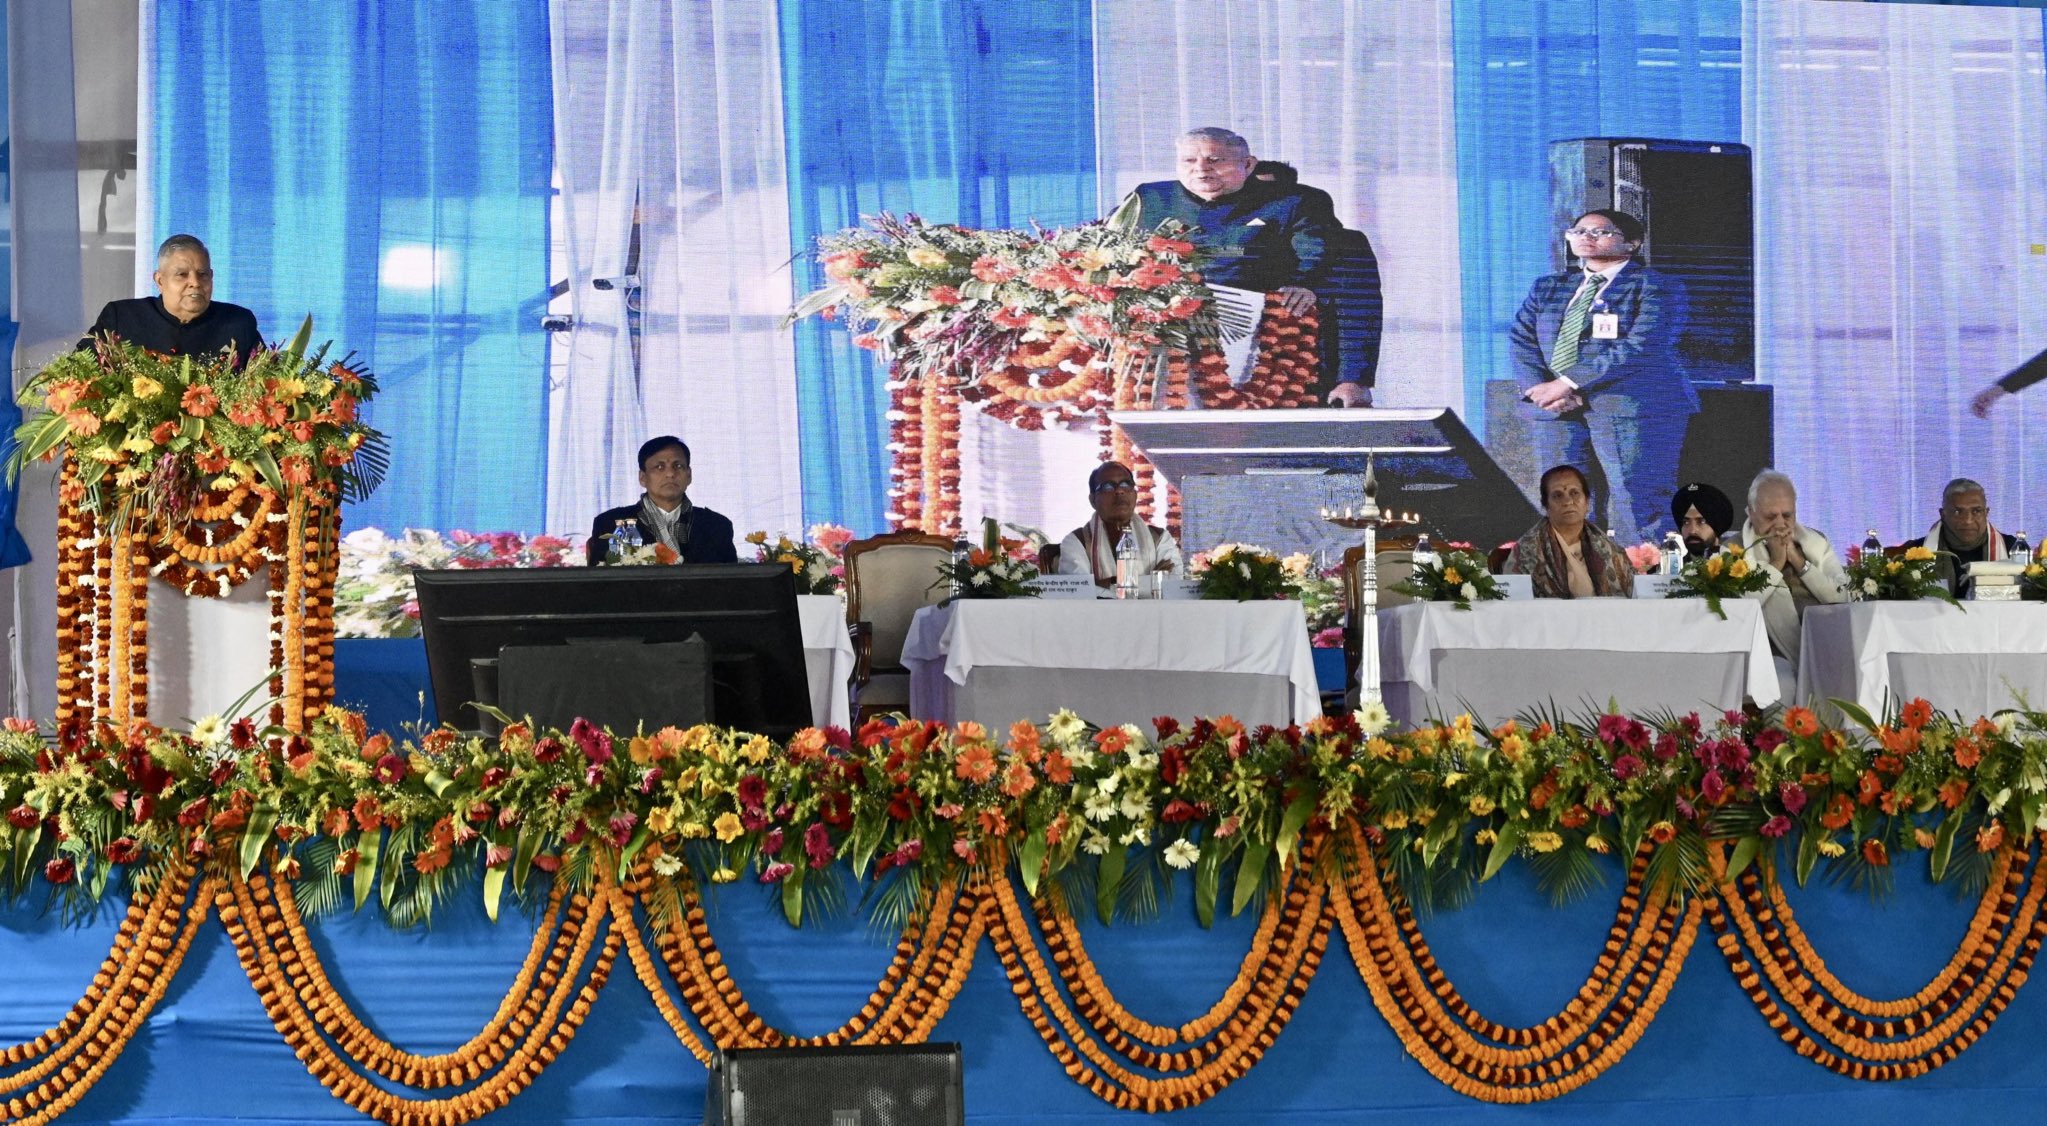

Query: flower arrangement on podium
[
  {"left": 1844, "top": 542, "right": 1960, "bottom": 607},
  {"left": 9, "top": 319, "right": 387, "bottom": 730},
  {"left": 745, "top": 524, "right": 853, "bottom": 595},
  {"left": 1662, "top": 543, "right": 1773, "bottom": 619},
  {"left": 1393, "top": 549, "right": 1504, "bottom": 611},
  {"left": 1189, "top": 543, "right": 1303, "bottom": 601},
  {"left": 932, "top": 518, "right": 1040, "bottom": 600}
]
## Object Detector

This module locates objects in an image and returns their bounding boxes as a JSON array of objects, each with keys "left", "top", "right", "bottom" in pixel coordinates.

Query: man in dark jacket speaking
[{"left": 81, "top": 233, "right": 262, "bottom": 360}]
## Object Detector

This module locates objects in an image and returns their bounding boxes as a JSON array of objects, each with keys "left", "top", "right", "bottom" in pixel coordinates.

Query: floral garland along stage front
[
  {"left": 3, "top": 698, "right": 2047, "bottom": 1119},
  {"left": 791, "top": 215, "right": 1321, "bottom": 537},
  {"left": 15, "top": 324, "right": 387, "bottom": 731}
]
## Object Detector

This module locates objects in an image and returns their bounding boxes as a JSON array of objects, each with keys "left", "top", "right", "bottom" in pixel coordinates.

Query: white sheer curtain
[
  {"left": 1746, "top": 3, "right": 2047, "bottom": 544},
  {"left": 546, "top": 0, "right": 802, "bottom": 539},
  {"left": 1091, "top": 0, "right": 1465, "bottom": 411}
]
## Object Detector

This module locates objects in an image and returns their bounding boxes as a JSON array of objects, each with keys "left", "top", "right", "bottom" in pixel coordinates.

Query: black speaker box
[
  {"left": 1550, "top": 137, "right": 1754, "bottom": 384},
  {"left": 705, "top": 1043, "right": 964, "bottom": 1126}
]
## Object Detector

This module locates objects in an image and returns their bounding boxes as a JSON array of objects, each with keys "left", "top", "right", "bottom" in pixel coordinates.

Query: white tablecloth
[
  {"left": 1797, "top": 601, "right": 2047, "bottom": 719},
  {"left": 1378, "top": 599, "right": 1778, "bottom": 726},
  {"left": 901, "top": 600, "right": 1321, "bottom": 731},
  {"left": 797, "top": 594, "right": 856, "bottom": 729}
]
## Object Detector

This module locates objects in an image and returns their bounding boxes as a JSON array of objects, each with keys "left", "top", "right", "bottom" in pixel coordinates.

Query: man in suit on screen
[
  {"left": 1509, "top": 209, "right": 1696, "bottom": 546},
  {"left": 1121, "top": 128, "right": 1372, "bottom": 406}
]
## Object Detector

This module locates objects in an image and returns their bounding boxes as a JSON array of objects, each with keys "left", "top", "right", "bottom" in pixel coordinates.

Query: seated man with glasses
[
  {"left": 1897, "top": 477, "right": 2016, "bottom": 598},
  {"left": 1508, "top": 208, "right": 1695, "bottom": 545},
  {"left": 1055, "top": 462, "right": 1181, "bottom": 589}
]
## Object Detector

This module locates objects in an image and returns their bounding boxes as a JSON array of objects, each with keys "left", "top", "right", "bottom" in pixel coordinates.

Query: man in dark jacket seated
[
  {"left": 586, "top": 436, "right": 737, "bottom": 566},
  {"left": 82, "top": 233, "right": 262, "bottom": 360}
]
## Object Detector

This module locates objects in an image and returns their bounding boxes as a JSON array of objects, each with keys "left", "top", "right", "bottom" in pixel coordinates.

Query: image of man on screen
[
  {"left": 1251, "top": 161, "right": 1382, "bottom": 404},
  {"left": 1055, "top": 461, "right": 1181, "bottom": 589},
  {"left": 81, "top": 234, "right": 262, "bottom": 361},
  {"left": 586, "top": 436, "right": 737, "bottom": 566},
  {"left": 1122, "top": 128, "right": 1368, "bottom": 406},
  {"left": 1510, "top": 209, "right": 1696, "bottom": 545}
]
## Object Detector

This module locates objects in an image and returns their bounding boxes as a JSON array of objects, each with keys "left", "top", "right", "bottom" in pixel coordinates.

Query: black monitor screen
[{"left": 413, "top": 564, "right": 812, "bottom": 739}]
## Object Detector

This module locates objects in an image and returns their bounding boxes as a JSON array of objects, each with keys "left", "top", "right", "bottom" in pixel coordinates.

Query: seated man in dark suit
[
  {"left": 1122, "top": 128, "right": 1366, "bottom": 405},
  {"left": 82, "top": 233, "right": 262, "bottom": 360},
  {"left": 586, "top": 436, "right": 737, "bottom": 566},
  {"left": 1509, "top": 209, "right": 1695, "bottom": 546},
  {"left": 1897, "top": 477, "right": 2016, "bottom": 597}
]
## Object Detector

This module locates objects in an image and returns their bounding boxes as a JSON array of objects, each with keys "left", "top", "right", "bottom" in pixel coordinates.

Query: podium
[{"left": 1108, "top": 407, "right": 1538, "bottom": 557}]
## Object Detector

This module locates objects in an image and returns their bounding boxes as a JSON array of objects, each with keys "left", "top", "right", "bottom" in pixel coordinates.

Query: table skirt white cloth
[
  {"left": 797, "top": 594, "right": 855, "bottom": 729},
  {"left": 901, "top": 600, "right": 1320, "bottom": 731},
  {"left": 1796, "top": 602, "right": 2047, "bottom": 719},
  {"left": 1377, "top": 599, "right": 1778, "bottom": 727}
]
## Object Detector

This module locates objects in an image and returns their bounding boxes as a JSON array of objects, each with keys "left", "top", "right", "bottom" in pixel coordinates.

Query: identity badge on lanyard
[{"left": 1589, "top": 290, "right": 1620, "bottom": 340}]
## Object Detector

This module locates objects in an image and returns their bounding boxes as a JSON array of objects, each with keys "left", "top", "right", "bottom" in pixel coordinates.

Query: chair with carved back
[
  {"left": 844, "top": 530, "right": 955, "bottom": 720},
  {"left": 1038, "top": 542, "right": 1062, "bottom": 574},
  {"left": 1341, "top": 538, "right": 1416, "bottom": 692}
]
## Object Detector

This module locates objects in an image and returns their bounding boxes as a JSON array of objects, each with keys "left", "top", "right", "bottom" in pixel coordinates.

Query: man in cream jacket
[{"left": 1739, "top": 469, "right": 1850, "bottom": 671}]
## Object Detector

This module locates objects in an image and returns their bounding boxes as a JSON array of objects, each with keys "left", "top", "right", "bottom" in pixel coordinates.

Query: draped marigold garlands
[
  {"left": 11, "top": 320, "right": 386, "bottom": 731},
  {"left": 788, "top": 214, "right": 1320, "bottom": 537},
  {"left": 1, "top": 701, "right": 2046, "bottom": 1122}
]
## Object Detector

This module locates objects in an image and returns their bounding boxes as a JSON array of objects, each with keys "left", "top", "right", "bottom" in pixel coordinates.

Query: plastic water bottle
[
  {"left": 950, "top": 539, "right": 971, "bottom": 599},
  {"left": 1861, "top": 529, "right": 1883, "bottom": 561},
  {"left": 607, "top": 518, "right": 640, "bottom": 564},
  {"left": 1412, "top": 533, "right": 1437, "bottom": 568},
  {"left": 1114, "top": 529, "right": 1138, "bottom": 600},
  {"left": 2014, "top": 531, "right": 2033, "bottom": 567},
  {"left": 1662, "top": 531, "right": 1687, "bottom": 576}
]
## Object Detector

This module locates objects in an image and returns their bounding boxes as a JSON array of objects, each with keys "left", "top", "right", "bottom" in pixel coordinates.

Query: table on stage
[
  {"left": 1377, "top": 599, "right": 1778, "bottom": 726},
  {"left": 900, "top": 600, "right": 1321, "bottom": 732},
  {"left": 333, "top": 593, "right": 857, "bottom": 734},
  {"left": 1797, "top": 601, "right": 2047, "bottom": 719}
]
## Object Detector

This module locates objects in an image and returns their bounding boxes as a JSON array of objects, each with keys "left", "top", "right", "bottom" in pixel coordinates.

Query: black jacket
[{"left": 587, "top": 501, "right": 738, "bottom": 566}]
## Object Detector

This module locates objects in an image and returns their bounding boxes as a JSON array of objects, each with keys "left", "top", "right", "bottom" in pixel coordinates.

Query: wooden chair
[
  {"left": 1487, "top": 543, "right": 1516, "bottom": 575},
  {"left": 1038, "top": 542, "right": 1062, "bottom": 573},
  {"left": 843, "top": 530, "right": 955, "bottom": 720},
  {"left": 1340, "top": 538, "right": 1417, "bottom": 692}
]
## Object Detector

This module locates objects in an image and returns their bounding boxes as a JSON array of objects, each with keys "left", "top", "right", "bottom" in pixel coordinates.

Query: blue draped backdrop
[
  {"left": 150, "top": 0, "right": 553, "bottom": 535},
  {"left": 1451, "top": 0, "right": 1743, "bottom": 439},
  {"left": 779, "top": 0, "right": 1097, "bottom": 532}
]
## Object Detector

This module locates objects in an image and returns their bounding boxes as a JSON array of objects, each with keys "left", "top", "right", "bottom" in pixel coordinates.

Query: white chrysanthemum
[
  {"left": 1047, "top": 709, "right": 1086, "bottom": 743},
  {"left": 1237, "top": 562, "right": 1252, "bottom": 580},
  {"left": 1461, "top": 582, "right": 1478, "bottom": 600},
  {"left": 1354, "top": 699, "right": 1391, "bottom": 736},
  {"left": 1066, "top": 746, "right": 1098, "bottom": 771},
  {"left": 1094, "top": 771, "right": 1121, "bottom": 796},
  {"left": 1081, "top": 831, "right": 1111, "bottom": 856},
  {"left": 1083, "top": 792, "right": 1118, "bottom": 822},
  {"left": 651, "top": 853, "right": 684, "bottom": 877},
  {"left": 1118, "top": 827, "right": 1151, "bottom": 847},
  {"left": 1862, "top": 578, "right": 1879, "bottom": 595},
  {"left": 1164, "top": 839, "right": 1200, "bottom": 869},
  {"left": 1995, "top": 712, "right": 2020, "bottom": 739},
  {"left": 1118, "top": 793, "right": 1148, "bottom": 820},
  {"left": 970, "top": 570, "right": 990, "bottom": 587}
]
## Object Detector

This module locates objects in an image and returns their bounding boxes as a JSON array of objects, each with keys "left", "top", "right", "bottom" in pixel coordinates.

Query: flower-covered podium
[
  {"left": 789, "top": 214, "right": 1323, "bottom": 536},
  {"left": 14, "top": 321, "right": 385, "bottom": 731}
]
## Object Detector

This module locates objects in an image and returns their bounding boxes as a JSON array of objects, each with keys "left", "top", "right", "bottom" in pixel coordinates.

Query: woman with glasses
[{"left": 1054, "top": 462, "right": 1181, "bottom": 591}]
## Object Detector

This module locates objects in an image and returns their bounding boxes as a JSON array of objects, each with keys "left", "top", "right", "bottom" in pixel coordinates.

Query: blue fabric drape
[
  {"left": 779, "top": 0, "right": 1096, "bottom": 533},
  {"left": 151, "top": 1, "right": 553, "bottom": 534},
  {"left": 1451, "top": 1, "right": 1742, "bottom": 437}
]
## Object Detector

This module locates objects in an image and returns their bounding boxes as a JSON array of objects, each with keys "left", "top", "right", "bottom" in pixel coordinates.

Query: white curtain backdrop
[
  {"left": 1091, "top": 0, "right": 1466, "bottom": 413},
  {"left": 1747, "top": 2, "right": 2047, "bottom": 545},
  {"left": 546, "top": 0, "right": 802, "bottom": 540}
]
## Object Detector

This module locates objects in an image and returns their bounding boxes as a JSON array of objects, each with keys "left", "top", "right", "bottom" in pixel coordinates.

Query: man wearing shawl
[
  {"left": 1739, "top": 469, "right": 1849, "bottom": 664},
  {"left": 1671, "top": 482, "right": 1735, "bottom": 560},
  {"left": 1504, "top": 465, "right": 1636, "bottom": 599},
  {"left": 1055, "top": 462, "right": 1181, "bottom": 590},
  {"left": 1897, "top": 477, "right": 2014, "bottom": 598}
]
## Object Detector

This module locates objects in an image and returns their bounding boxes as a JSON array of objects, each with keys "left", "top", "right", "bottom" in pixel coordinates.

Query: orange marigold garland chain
[
  {"left": 886, "top": 373, "right": 922, "bottom": 531},
  {"left": 0, "top": 863, "right": 210, "bottom": 1125},
  {"left": 51, "top": 459, "right": 87, "bottom": 728},
  {"left": 217, "top": 870, "right": 621, "bottom": 1124},
  {"left": 1333, "top": 828, "right": 1701, "bottom": 1101},
  {"left": 249, "top": 869, "right": 582, "bottom": 1086},
  {"left": 1706, "top": 837, "right": 2047, "bottom": 1078}
]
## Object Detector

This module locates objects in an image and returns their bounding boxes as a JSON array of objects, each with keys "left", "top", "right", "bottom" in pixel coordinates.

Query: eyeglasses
[
  {"left": 1090, "top": 480, "right": 1138, "bottom": 494},
  {"left": 1563, "top": 228, "right": 1626, "bottom": 240}
]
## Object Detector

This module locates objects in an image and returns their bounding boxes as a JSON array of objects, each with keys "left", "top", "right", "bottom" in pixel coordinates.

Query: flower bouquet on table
[
  {"left": 1291, "top": 558, "right": 1345, "bottom": 645},
  {"left": 745, "top": 524, "right": 853, "bottom": 595},
  {"left": 2022, "top": 562, "right": 2047, "bottom": 602},
  {"left": 931, "top": 518, "right": 1040, "bottom": 600},
  {"left": 1663, "top": 543, "right": 1772, "bottom": 620},
  {"left": 1188, "top": 543, "right": 1297, "bottom": 601},
  {"left": 1844, "top": 543, "right": 1961, "bottom": 608},
  {"left": 335, "top": 528, "right": 583, "bottom": 638},
  {"left": 1392, "top": 549, "right": 1503, "bottom": 611}
]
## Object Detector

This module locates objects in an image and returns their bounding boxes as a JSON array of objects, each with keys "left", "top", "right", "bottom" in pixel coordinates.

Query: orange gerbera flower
[
  {"left": 1782, "top": 706, "right": 1820, "bottom": 738},
  {"left": 1900, "top": 698, "right": 1934, "bottom": 731},
  {"left": 955, "top": 742, "right": 997, "bottom": 784}
]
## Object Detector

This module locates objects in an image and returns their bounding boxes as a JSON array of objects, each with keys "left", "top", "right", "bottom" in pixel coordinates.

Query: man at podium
[
  {"left": 1121, "top": 127, "right": 1369, "bottom": 407},
  {"left": 81, "top": 234, "right": 262, "bottom": 361}
]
